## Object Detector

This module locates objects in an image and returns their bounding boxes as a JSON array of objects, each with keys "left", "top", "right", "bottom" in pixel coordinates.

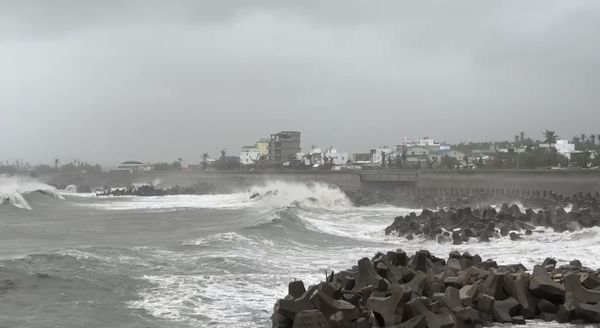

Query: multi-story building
[{"left": 269, "top": 131, "right": 301, "bottom": 164}]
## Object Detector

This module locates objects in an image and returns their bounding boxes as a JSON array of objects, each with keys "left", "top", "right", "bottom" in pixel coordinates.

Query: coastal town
[{"left": 2, "top": 130, "right": 600, "bottom": 174}]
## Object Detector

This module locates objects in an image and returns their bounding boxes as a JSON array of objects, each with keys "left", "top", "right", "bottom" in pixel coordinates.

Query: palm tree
[
  {"left": 590, "top": 134, "right": 596, "bottom": 146},
  {"left": 54, "top": 158, "right": 60, "bottom": 169},
  {"left": 220, "top": 149, "right": 226, "bottom": 159},
  {"left": 572, "top": 136, "right": 581, "bottom": 149},
  {"left": 543, "top": 130, "right": 558, "bottom": 145},
  {"left": 201, "top": 153, "right": 209, "bottom": 170},
  {"left": 580, "top": 133, "right": 587, "bottom": 145}
]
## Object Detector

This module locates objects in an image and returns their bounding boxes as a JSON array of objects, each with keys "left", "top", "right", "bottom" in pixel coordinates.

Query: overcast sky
[{"left": 1, "top": 1, "right": 599, "bottom": 165}]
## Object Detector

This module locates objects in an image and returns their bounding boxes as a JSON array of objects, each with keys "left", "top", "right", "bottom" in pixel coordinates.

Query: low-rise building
[
  {"left": 555, "top": 140, "right": 576, "bottom": 158},
  {"left": 115, "top": 161, "right": 152, "bottom": 173},
  {"left": 240, "top": 146, "right": 262, "bottom": 165}
]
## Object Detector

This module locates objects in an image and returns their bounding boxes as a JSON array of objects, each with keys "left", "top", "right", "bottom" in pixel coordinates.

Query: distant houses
[{"left": 113, "top": 161, "right": 152, "bottom": 173}]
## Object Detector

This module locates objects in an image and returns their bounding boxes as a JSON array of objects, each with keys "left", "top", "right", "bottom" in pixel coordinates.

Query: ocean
[{"left": 1, "top": 177, "right": 599, "bottom": 327}]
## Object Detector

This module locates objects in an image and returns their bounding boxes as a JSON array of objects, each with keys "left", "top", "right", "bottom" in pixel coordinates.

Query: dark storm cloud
[{"left": 1, "top": 1, "right": 599, "bottom": 165}]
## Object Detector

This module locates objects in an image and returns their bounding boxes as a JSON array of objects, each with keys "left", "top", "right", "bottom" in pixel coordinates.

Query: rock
[
  {"left": 400, "top": 272, "right": 426, "bottom": 296},
  {"left": 366, "top": 286, "right": 410, "bottom": 326},
  {"left": 459, "top": 285, "right": 477, "bottom": 307},
  {"left": 404, "top": 297, "right": 431, "bottom": 318},
  {"left": 506, "top": 275, "right": 538, "bottom": 319},
  {"left": 569, "top": 260, "right": 582, "bottom": 267},
  {"left": 391, "top": 314, "right": 426, "bottom": 328},
  {"left": 509, "top": 232, "right": 521, "bottom": 240},
  {"left": 577, "top": 302, "right": 600, "bottom": 322},
  {"left": 480, "top": 271, "right": 509, "bottom": 300},
  {"left": 454, "top": 306, "right": 479, "bottom": 326},
  {"left": 272, "top": 313, "right": 292, "bottom": 328},
  {"left": 351, "top": 317, "right": 370, "bottom": 328},
  {"left": 529, "top": 265, "right": 565, "bottom": 304},
  {"left": 443, "top": 277, "right": 461, "bottom": 289},
  {"left": 440, "top": 287, "right": 463, "bottom": 312},
  {"left": 292, "top": 310, "right": 328, "bottom": 328},
  {"left": 511, "top": 315, "right": 526, "bottom": 324},
  {"left": 452, "top": 231, "right": 462, "bottom": 245},
  {"left": 382, "top": 256, "right": 415, "bottom": 284},
  {"left": 289, "top": 281, "right": 307, "bottom": 298},
  {"left": 582, "top": 273, "right": 600, "bottom": 290},
  {"left": 447, "top": 258, "right": 462, "bottom": 272},
  {"left": 354, "top": 258, "right": 382, "bottom": 291},
  {"left": 492, "top": 297, "right": 520, "bottom": 323},
  {"left": 277, "top": 287, "right": 317, "bottom": 320},
  {"left": 542, "top": 258, "right": 557, "bottom": 270},
  {"left": 424, "top": 312, "right": 456, "bottom": 328},
  {"left": 537, "top": 298, "right": 558, "bottom": 314},
  {"left": 475, "top": 294, "right": 495, "bottom": 322},
  {"left": 310, "top": 290, "right": 360, "bottom": 321},
  {"left": 563, "top": 273, "right": 600, "bottom": 308},
  {"left": 538, "top": 312, "right": 557, "bottom": 322},
  {"left": 411, "top": 250, "right": 431, "bottom": 273}
]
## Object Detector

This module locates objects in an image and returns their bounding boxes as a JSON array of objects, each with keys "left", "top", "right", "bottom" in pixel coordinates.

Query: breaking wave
[{"left": 0, "top": 174, "right": 64, "bottom": 210}]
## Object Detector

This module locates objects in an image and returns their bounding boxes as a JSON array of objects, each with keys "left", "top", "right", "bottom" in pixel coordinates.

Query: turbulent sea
[{"left": 1, "top": 177, "right": 599, "bottom": 328}]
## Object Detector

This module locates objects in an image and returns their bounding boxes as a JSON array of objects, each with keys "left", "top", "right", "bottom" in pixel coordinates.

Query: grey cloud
[{"left": 1, "top": 1, "right": 599, "bottom": 165}]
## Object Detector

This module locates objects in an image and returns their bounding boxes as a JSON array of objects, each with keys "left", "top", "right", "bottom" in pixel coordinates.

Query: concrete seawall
[
  {"left": 40, "top": 170, "right": 363, "bottom": 192},
  {"left": 39, "top": 169, "right": 600, "bottom": 198}
]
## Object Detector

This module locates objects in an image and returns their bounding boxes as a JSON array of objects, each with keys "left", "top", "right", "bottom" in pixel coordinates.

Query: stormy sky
[{"left": 1, "top": 1, "right": 599, "bottom": 165}]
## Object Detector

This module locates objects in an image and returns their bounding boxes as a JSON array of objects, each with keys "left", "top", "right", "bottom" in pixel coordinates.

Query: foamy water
[{"left": 1, "top": 179, "right": 599, "bottom": 327}]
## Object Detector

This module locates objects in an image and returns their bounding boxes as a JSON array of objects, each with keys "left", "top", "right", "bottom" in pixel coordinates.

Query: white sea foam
[
  {"left": 130, "top": 219, "right": 600, "bottom": 328},
  {"left": 0, "top": 174, "right": 64, "bottom": 210},
  {"left": 61, "top": 180, "right": 599, "bottom": 327},
  {"left": 76, "top": 180, "right": 353, "bottom": 213},
  {"left": 80, "top": 193, "right": 254, "bottom": 211}
]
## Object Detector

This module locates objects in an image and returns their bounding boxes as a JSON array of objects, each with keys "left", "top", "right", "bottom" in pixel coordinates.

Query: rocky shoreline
[
  {"left": 94, "top": 183, "right": 216, "bottom": 196},
  {"left": 384, "top": 204, "right": 600, "bottom": 244},
  {"left": 345, "top": 188, "right": 600, "bottom": 212},
  {"left": 272, "top": 250, "right": 600, "bottom": 327}
]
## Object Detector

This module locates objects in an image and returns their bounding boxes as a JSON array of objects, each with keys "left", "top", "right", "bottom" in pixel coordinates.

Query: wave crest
[{"left": 0, "top": 174, "right": 64, "bottom": 210}]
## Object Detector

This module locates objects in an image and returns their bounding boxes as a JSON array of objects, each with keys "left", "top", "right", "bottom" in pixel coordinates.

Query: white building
[
  {"left": 417, "top": 137, "right": 440, "bottom": 147},
  {"left": 554, "top": 140, "right": 576, "bottom": 158},
  {"left": 371, "top": 146, "right": 393, "bottom": 164},
  {"left": 324, "top": 148, "right": 350, "bottom": 165},
  {"left": 239, "top": 146, "right": 262, "bottom": 165},
  {"left": 115, "top": 161, "right": 152, "bottom": 173}
]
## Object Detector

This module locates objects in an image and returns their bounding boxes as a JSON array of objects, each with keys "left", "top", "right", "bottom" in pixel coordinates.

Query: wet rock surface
[
  {"left": 384, "top": 203, "right": 600, "bottom": 243},
  {"left": 273, "top": 250, "right": 600, "bottom": 327}
]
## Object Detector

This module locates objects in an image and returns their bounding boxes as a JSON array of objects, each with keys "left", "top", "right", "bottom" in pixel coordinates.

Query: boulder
[
  {"left": 289, "top": 281, "right": 307, "bottom": 298},
  {"left": 277, "top": 287, "right": 318, "bottom": 320},
  {"left": 563, "top": 273, "right": 600, "bottom": 308},
  {"left": 537, "top": 298, "right": 558, "bottom": 313},
  {"left": 529, "top": 265, "right": 565, "bottom": 304},
  {"left": 581, "top": 273, "right": 600, "bottom": 290},
  {"left": 440, "top": 287, "right": 463, "bottom": 312},
  {"left": 354, "top": 258, "right": 382, "bottom": 291},
  {"left": 366, "top": 285, "right": 410, "bottom": 326},
  {"left": 459, "top": 285, "right": 477, "bottom": 307},
  {"left": 309, "top": 290, "right": 360, "bottom": 321},
  {"left": 577, "top": 303, "right": 600, "bottom": 322},
  {"left": 292, "top": 310, "right": 328, "bottom": 328},
  {"left": 391, "top": 314, "right": 426, "bottom": 328},
  {"left": 506, "top": 274, "right": 538, "bottom": 319},
  {"left": 492, "top": 297, "right": 520, "bottom": 323}
]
